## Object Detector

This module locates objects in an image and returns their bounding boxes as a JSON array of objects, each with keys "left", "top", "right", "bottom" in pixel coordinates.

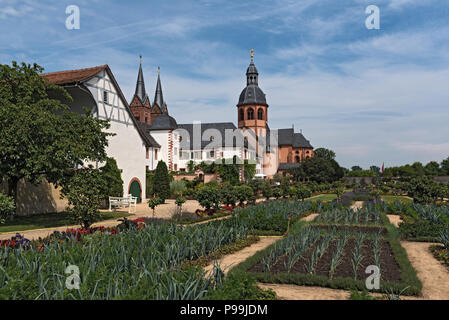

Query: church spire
[
  {"left": 135, "top": 55, "right": 148, "bottom": 103},
  {"left": 153, "top": 66, "right": 167, "bottom": 113}
]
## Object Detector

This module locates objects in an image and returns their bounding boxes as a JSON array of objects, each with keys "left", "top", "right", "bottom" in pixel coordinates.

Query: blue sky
[{"left": 1, "top": 0, "right": 449, "bottom": 169}]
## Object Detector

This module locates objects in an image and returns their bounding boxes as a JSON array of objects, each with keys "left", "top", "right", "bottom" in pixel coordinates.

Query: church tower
[
  {"left": 237, "top": 49, "right": 268, "bottom": 138},
  {"left": 129, "top": 56, "right": 152, "bottom": 124}
]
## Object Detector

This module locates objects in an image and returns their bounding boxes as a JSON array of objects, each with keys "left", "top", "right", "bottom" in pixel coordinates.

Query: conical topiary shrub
[{"left": 153, "top": 160, "right": 170, "bottom": 202}]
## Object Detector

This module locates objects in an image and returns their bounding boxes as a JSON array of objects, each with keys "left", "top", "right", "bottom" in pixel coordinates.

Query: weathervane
[{"left": 250, "top": 49, "right": 254, "bottom": 61}]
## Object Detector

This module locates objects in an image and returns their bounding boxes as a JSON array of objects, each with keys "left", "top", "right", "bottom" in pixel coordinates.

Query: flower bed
[{"left": 0, "top": 218, "right": 163, "bottom": 250}]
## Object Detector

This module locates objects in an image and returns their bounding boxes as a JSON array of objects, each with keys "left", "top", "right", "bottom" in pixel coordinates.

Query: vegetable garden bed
[{"left": 231, "top": 204, "right": 422, "bottom": 296}]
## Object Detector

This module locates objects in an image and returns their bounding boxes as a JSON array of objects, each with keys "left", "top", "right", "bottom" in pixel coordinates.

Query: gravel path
[
  {"left": 401, "top": 241, "right": 449, "bottom": 300},
  {"left": 0, "top": 199, "right": 202, "bottom": 240},
  {"left": 350, "top": 201, "right": 364, "bottom": 210},
  {"left": 203, "top": 236, "right": 281, "bottom": 277},
  {"left": 387, "top": 215, "right": 402, "bottom": 227},
  {"left": 258, "top": 284, "right": 350, "bottom": 300}
]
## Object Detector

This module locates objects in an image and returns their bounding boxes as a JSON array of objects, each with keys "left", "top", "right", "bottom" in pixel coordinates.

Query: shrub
[
  {"left": 170, "top": 180, "right": 187, "bottom": 197},
  {"left": 175, "top": 196, "right": 186, "bottom": 214},
  {"left": 0, "top": 193, "right": 15, "bottom": 224},
  {"left": 206, "top": 272, "right": 276, "bottom": 300},
  {"left": 146, "top": 171, "right": 155, "bottom": 198},
  {"left": 153, "top": 161, "right": 170, "bottom": 202},
  {"left": 272, "top": 188, "right": 282, "bottom": 199},
  {"left": 234, "top": 185, "right": 253, "bottom": 205},
  {"left": 262, "top": 183, "right": 272, "bottom": 200},
  {"left": 147, "top": 197, "right": 163, "bottom": 217},
  {"left": 195, "top": 185, "right": 221, "bottom": 210},
  {"left": 100, "top": 157, "right": 123, "bottom": 203},
  {"left": 60, "top": 166, "right": 103, "bottom": 229},
  {"left": 296, "top": 186, "right": 311, "bottom": 202},
  {"left": 220, "top": 184, "right": 238, "bottom": 206}
]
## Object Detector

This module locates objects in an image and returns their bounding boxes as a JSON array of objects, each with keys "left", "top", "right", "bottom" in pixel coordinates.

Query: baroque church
[{"left": 129, "top": 51, "right": 314, "bottom": 178}]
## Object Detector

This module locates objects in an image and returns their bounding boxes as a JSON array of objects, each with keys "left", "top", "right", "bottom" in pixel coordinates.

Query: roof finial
[
  {"left": 140, "top": 55, "right": 142, "bottom": 64},
  {"left": 250, "top": 49, "right": 254, "bottom": 61},
  {"left": 158, "top": 66, "right": 160, "bottom": 75}
]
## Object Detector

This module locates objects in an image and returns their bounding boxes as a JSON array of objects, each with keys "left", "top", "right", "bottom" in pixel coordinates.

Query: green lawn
[
  {"left": 0, "top": 211, "right": 132, "bottom": 234},
  {"left": 381, "top": 195, "right": 413, "bottom": 204},
  {"left": 307, "top": 194, "right": 337, "bottom": 202}
]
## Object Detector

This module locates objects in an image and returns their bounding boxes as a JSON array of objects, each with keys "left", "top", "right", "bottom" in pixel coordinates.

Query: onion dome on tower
[{"left": 238, "top": 50, "right": 267, "bottom": 107}]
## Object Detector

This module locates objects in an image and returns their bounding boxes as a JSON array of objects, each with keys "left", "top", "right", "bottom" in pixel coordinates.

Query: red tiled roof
[
  {"left": 40, "top": 64, "right": 159, "bottom": 148},
  {"left": 41, "top": 65, "right": 108, "bottom": 85}
]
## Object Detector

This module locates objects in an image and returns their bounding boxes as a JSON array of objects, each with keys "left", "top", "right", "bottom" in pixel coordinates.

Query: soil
[{"left": 249, "top": 237, "right": 402, "bottom": 282}]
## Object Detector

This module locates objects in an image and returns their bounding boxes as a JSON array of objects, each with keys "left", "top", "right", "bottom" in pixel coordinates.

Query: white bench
[{"left": 109, "top": 194, "right": 137, "bottom": 213}]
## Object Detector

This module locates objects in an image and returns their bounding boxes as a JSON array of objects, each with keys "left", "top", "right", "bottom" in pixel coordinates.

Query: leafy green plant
[
  {"left": 0, "top": 62, "right": 112, "bottom": 209},
  {"left": 175, "top": 196, "right": 186, "bottom": 214},
  {"left": 195, "top": 185, "right": 220, "bottom": 210},
  {"left": 147, "top": 197, "right": 163, "bottom": 217},
  {"left": 99, "top": 157, "right": 123, "bottom": 204},
  {"left": 170, "top": 180, "right": 187, "bottom": 197},
  {"left": 234, "top": 185, "right": 253, "bottom": 206},
  {"left": 220, "top": 184, "right": 238, "bottom": 206},
  {"left": 60, "top": 166, "right": 104, "bottom": 228},
  {"left": 0, "top": 193, "right": 15, "bottom": 224}
]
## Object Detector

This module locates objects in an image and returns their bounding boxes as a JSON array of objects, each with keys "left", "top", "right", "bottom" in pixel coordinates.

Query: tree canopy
[
  {"left": 288, "top": 157, "right": 344, "bottom": 183},
  {"left": 0, "top": 61, "right": 112, "bottom": 208},
  {"left": 313, "top": 148, "right": 336, "bottom": 161}
]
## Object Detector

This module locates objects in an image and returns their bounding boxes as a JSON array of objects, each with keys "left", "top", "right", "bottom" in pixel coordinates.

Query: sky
[{"left": 1, "top": 0, "right": 449, "bottom": 169}]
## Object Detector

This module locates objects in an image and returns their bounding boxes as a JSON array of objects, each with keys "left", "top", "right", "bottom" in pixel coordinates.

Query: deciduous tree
[{"left": 0, "top": 62, "right": 111, "bottom": 211}]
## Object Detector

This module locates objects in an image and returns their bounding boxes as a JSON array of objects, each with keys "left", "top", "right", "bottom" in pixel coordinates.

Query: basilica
[
  {"left": 40, "top": 51, "right": 314, "bottom": 203},
  {"left": 129, "top": 52, "right": 314, "bottom": 178}
]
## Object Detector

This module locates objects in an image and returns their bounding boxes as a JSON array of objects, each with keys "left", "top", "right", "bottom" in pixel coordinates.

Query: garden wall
[
  {"left": 344, "top": 177, "right": 374, "bottom": 184},
  {"left": 173, "top": 174, "right": 197, "bottom": 181},
  {"left": 434, "top": 176, "right": 449, "bottom": 183},
  {"left": 0, "top": 179, "right": 67, "bottom": 216},
  {"left": 345, "top": 176, "right": 449, "bottom": 184}
]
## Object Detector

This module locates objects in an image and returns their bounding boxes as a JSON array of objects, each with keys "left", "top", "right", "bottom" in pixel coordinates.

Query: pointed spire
[
  {"left": 153, "top": 66, "right": 166, "bottom": 113},
  {"left": 134, "top": 55, "right": 148, "bottom": 103}
]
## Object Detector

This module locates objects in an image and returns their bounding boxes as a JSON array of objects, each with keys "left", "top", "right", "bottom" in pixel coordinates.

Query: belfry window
[
  {"left": 247, "top": 108, "right": 254, "bottom": 120},
  {"left": 239, "top": 108, "right": 244, "bottom": 121},
  {"left": 257, "top": 108, "right": 263, "bottom": 120}
]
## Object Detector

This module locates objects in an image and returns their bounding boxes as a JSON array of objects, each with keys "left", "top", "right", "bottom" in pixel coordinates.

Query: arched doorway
[{"left": 128, "top": 179, "right": 142, "bottom": 203}]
